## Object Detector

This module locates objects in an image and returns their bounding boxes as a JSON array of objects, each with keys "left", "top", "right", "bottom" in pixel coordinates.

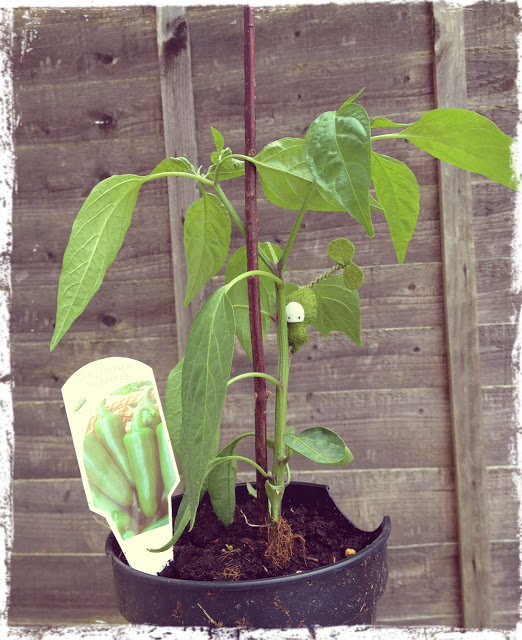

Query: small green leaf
[
  {"left": 246, "top": 482, "right": 257, "bottom": 498},
  {"left": 283, "top": 426, "right": 348, "bottom": 464},
  {"left": 343, "top": 263, "right": 364, "bottom": 290},
  {"left": 225, "top": 242, "right": 281, "bottom": 360},
  {"left": 339, "top": 88, "right": 365, "bottom": 109},
  {"left": 306, "top": 104, "right": 373, "bottom": 236},
  {"left": 184, "top": 192, "right": 231, "bottom": 305},
  {"left": 211, "top": 126, "right": 224, "bottom": 154},
  {"left": 372, "top": 152, "right": 420, "bottom": 264},
  {"left": 179, "top": 287, "right": 236, "bottom": 526},
  {"left": 328, "top": 446, "right": 354, "bottom": 467},
  {"left": 311, "top": 274, "right": 361, "bottom": 345},
  {"left": 207, "top": 157, "right": 245, "bottom": 181},
  {"left": 165, "top": 358, "right": 183, "bottom": 456},
  {"left": 398, "top": 108, "right": 518, "bottom": 189},
  {"left": 327, "top": 238, "right": 355, "bottom": 265},
  {"left": 369, "top": 194, "right": 385, "bottom": 212},
  {"left": 370, "top": 116, "right": 411, "bottom": 129},
  {"left": 51, "top": 175, "right": 144, "bottom": 351},
  {"left": 150, "top": 157, "right": 196, "bottom": 175}
]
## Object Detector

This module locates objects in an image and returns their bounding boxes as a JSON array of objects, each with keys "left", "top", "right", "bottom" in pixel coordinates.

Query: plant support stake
[{"left": 244, "top": 5, "right": 269, "bottom": 523}]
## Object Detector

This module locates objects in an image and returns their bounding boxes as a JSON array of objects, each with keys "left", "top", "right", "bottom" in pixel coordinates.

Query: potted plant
[{"left": 49, "top": 9, "right": 517, "bottom": 629}]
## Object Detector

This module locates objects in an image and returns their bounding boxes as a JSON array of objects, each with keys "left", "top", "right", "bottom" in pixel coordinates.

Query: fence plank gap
[
  {"left": 157, "top": 7, "right": 203, "bottom": 356},
  {"left": 432, "top": 2, "right": 492, "bottom": 629}
]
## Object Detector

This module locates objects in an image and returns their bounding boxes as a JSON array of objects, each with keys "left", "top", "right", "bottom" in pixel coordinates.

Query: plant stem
[
  {"left": 279, "top": 184, "right": 314, "bottom": 273},
  {"left": 209, "top": 455, "right": 271, "bottom": 478},
  {"left": 244, "top": 5, "right": 269, "bottom": 525},
  {"left": 227, "top": 371, "right": 283, "bottom": 391},
  {"left": 232, "top": 304, "right": 275, "bottom": 321},
  {"left": 370, "top": 133, "right": 404, "bottom": 142},
  {"left": 225, "top": 270, "right": 282, "bottom": 293},
  {"left": 270, "top": 280, "right": 291, "bottom": 521},
  {"left": 142, "top": 171, "right": 214, "bottom": 188}
]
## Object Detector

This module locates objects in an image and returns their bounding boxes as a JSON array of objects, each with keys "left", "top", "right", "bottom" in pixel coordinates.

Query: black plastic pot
[{"left": 106, "top": 482, "right": 391, "bottom": 628}]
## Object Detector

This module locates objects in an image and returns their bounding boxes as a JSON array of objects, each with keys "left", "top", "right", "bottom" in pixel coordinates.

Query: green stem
[
  {"left": 270, "top": 280, "right": 291, "bottom": 521},
  {"left": 209, "top": 455, "right": 271, "bottom": 478},
  {"left": 227, "top": 372, "right": 283, "bottom": 390},
  {"left": 279, "top": 184, "right": 314, "bottom": 273},
  {"left": 225, "top": 269, "right": 282, "bottom": 294},
  {"left": 212, "top": 182, "right": 274, "bottom": 272},
  {"left": 142, "top": 171, "right": 214, "bottom": 188},
  {"left": 370, "top": 133, "right": 405, "bottom": 142},
  {"left": 232, "top": 304, "right": 274, "bottom": 321}
]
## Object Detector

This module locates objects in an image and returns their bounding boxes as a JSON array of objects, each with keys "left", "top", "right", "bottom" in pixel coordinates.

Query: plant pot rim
[{"left": 106, "top": 481, "right": 391, "bottom": 591}]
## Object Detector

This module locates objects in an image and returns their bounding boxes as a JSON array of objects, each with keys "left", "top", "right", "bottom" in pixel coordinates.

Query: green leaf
[
  {"left": 370, "top": 116, "right": 411, "bottom": 129},
  {"left": 225, "top": 242, "right": 281, "bottom": 360},
  {"left": 327, "top": 238, "right": 355, "bottom": 265},
  {"left": 328, "top": 446, "right": 354, "bottom": 466},
  {"left": 306, "top": 104, "right": 373, "bottom": 236},
  {"left": 371, "top": 152, "right": 420, "bottom": 264},
  {"left": 184, "top": 192, "right": 231, "bottom": 305},
  {"left": 179, "top": 287, "right": 236, "bottom": 526},
  {"left": 283, "top": 426, "right": 349, "bottom": 464},
  {"left": 252, "top": 138, "right": 347, "bottom": 212},
  {"left": 211, "top": 126, "right": 224, "bottom": 154},
  {"left": 369, "top": 194, "right": 385, "bottom": 212},
  {"left": 339, "top": 88, "right": 365, "bottom": 109},
  {"left": 165, "top": 358, "right": 184, "bottom": 456},
  {"left": 207, "top": 157, "right": 245, "bottom": 181},
  {"left": 51, "top": 175, "right": 144, "bottom": 351},
  {"left": 246, "top": 482, "right": 257, "bottom": 498},
  {"left": 343, "top": 263, "right": 364, "bottom": 290},
  {"left": 311, "top": 274, "right": 361, "bottom": 345},
  {"left": 150, "top": 157, "right": 196, "bottom": 175},
  {"left": 398, "top": 108, "right": 518, "bottom": 189}
]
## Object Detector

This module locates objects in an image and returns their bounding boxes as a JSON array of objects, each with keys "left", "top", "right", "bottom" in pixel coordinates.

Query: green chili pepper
[
  {"left": 110, "top": 381, "right": 150, "bottom": 395},
  {"left": 156, "top": 422, "right": 177, "bottom": 494},
  {"left": 142, "top": 385, "right": 161, "bottom": 428},
  {"left": 94, "top": 399, "right": 135, "bottom": 488},
  {"left": 83, "top": 432, "right": 134, "bottom": 509},
  {"left": 124, "top": 406, "right": 162, "bottom": 518},
  {"left": 89, "top": 483, "right": 138, "bottom": 535},
  {"left": 74, "top": 396, "right": 86, "bottom": 412}
]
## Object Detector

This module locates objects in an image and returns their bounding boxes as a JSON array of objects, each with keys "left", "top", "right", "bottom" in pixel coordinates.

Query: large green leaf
[
  {"left": 397, "top": 108, "right": 518, "bottom": 189},
  {"left": 252, "top": 138, "right": 346, "bottom": 211},
  {"left": 311, "top": 274, "right": 361, "bottom": 345},
  {"left": 184, "top": 192, "right": 231, "bottom": 305},
  {"left": 179, "top": 288, "right": 236, "bottom": 526},
  {"left": 165, "top": 358, "right": 184, "bottom": 456},
  {"left": 225, "top": 242, "right": 281, "bottom": 360},
  {"left": 283, "top": 426, "right": 352, "bottom": 465},
  {"left": 371, "top": 152, "right": 420, "bottom": 264},
  {"left": 51, "top": 175, "right": 144, "bottom": 351},
  {"left": 306, "top": 104, "right": 373, "bottom": 236}
]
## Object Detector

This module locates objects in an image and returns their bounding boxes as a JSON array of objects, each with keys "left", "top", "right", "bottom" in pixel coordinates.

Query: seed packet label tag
[{"left": 62, "top": 357, "right": 180, "bottom": 575}]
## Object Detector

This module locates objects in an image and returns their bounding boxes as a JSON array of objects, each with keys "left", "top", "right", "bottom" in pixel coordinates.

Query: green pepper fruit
[
  {"left": 156, "top": 422, "right": 178, "bottom": 494},
  {"left": 142, "top": 386, "right": 161, "bottom": 428},
  {"left": 83, "top": 432, "right": 135, "bottom": 509},
  {"left": 89, "top": 483, "right": 139, "bottom": 535},
  {"left": 94, "top": 399, "right": 135, "bottom": 488},
  {"left": 124, "top": 406, "right": 162, "bottom": 518}
]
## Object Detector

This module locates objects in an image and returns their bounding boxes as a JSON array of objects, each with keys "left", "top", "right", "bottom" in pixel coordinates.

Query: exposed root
[
  {"left": 197, "top": 603, "right": 223, "bottom": 627},
  {"left": 221, "top": 562, "right": 241, "bottom": 581},
  {"left": 264, "top": 517, "right": 306, "bottom": 569}
]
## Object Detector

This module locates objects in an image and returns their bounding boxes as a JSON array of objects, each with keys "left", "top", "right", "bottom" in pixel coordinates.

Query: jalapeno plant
[{"left": 50, "top": 92, "right": 518, "bottom": 553}]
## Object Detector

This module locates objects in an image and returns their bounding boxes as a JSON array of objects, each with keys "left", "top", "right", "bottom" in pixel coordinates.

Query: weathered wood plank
[
  {"left": 156, "top": 7, "right": 202, "bottom": 356},
  {"left": 433, "top": 4, "right": 491, "bottom": 628},
  {"left": 13, "top": 7, "right": 159, "bottom": 87},
  {"left": 15, "top": 76, "right": 163, "bottom": 145}
]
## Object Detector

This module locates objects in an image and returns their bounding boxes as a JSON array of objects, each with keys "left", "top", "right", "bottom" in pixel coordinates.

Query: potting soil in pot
[{"left": 156, "top": 491, "right": 377, "bottom": 581}]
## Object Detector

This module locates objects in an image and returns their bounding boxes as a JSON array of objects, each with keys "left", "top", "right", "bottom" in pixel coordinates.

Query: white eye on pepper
[{"left": 286, "top": 301, "right": 305, "bottom": 323}]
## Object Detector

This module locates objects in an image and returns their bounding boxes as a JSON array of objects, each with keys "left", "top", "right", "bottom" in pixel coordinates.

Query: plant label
[{"left": 62, "top": 357, "right": 179, "bottom": 574}]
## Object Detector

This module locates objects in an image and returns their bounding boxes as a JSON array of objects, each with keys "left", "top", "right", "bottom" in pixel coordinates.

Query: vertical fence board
[
  {"left": 157, "top": 6, "right": 202, "bottom": 356},
  {"left": 432, "top": 3, "right": 492, "bottom": 629}
]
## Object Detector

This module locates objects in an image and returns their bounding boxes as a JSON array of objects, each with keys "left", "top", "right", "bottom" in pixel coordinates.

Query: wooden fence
[{"left": 9, "top": 3, "right": 520, "bottom": 630}]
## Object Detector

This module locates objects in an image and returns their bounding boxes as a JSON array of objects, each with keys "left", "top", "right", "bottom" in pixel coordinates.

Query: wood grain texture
[
  {"left": 157, "top": 6, "right": 203, "bottom": 356},
  {"left": 433, "top": 3, "right": 492, "bottom": 628}
]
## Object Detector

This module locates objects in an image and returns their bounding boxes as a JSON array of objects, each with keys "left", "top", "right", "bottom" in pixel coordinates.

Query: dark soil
[{"left": 157, "top": 490, "right": 376, "bottom": 582}]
